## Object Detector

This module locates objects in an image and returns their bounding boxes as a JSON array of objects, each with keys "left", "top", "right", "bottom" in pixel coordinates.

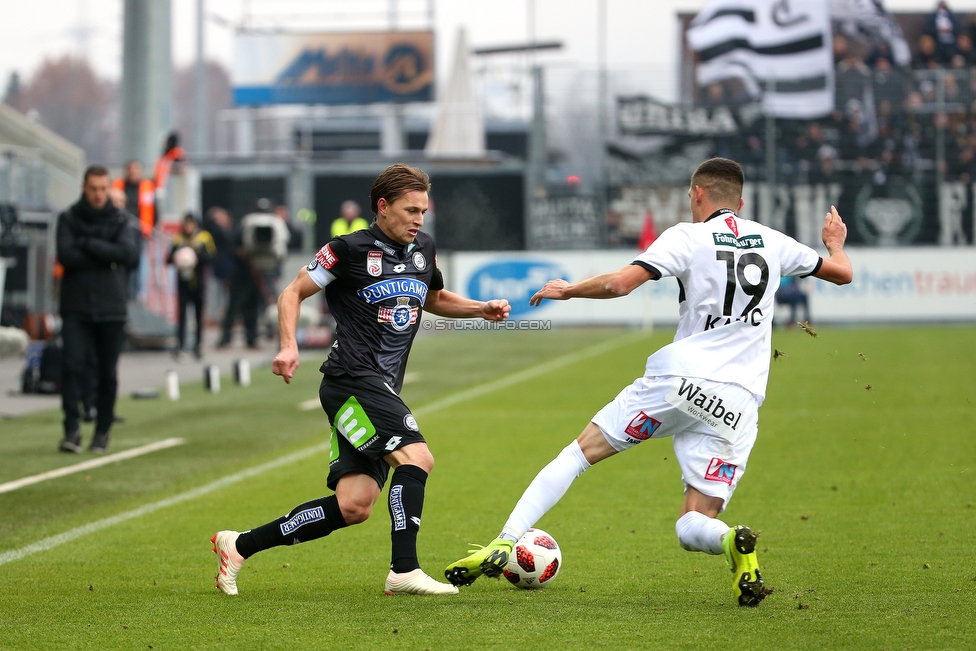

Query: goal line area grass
[{"left": 0, "top": 325, "right": 973, "bottom": 650}]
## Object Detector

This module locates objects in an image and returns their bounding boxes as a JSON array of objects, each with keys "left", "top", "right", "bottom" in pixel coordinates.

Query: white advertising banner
[
  {"left": 446, "top": 248, "right": 976, "bottom": 326},
  {"left": 448, "top": 251, "right": 681, "bottom": 326},
  {"left": 812, "top": 247, "right": 976, "bottom": 322}
]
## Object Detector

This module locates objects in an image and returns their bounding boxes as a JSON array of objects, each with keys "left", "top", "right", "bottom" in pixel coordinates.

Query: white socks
[
  {"left": 675, "top": 510, "right": 729, "bottom": 555},
  {"left": 500, "top": 440, "right": 591, "bottom": 541}
]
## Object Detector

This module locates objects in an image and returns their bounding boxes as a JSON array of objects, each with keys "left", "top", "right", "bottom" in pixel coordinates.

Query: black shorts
[{"left": 319, "top": 373, "right": 425, "bottom": 491}]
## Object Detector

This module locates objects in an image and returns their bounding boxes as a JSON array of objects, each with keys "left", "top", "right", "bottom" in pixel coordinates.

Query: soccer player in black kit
[{"left": 212, "top": 164, "right": 511, "bottom": 595}]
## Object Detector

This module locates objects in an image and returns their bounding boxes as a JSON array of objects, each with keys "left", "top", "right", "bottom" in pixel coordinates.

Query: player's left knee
[{"left": 339, "top": 500, "right": 373, "bottom": 525}]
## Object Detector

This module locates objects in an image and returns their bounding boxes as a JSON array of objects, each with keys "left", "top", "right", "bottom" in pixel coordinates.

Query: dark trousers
[
  {"left": 177, "top": 283, "right": 205, "bottom": 351},
  {"left": 220, "top": 273, "right": 262, "bottom": 346},
  {"left": 61, "top": 316, "right": 126, "bottom": 436}
]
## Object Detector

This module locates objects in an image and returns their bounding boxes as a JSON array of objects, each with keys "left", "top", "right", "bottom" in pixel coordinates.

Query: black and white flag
[
  {"left": 830, "top": 0, "right": 911, "bottom": 67},
  {"left": 687, "top": 0, "right": 834, "bottom": 118}
]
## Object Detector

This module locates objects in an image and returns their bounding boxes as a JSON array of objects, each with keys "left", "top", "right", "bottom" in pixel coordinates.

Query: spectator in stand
[
  {"left": 872, "top": 56, "right": 909, "bottom": 108},
  {"left": 915, "top": 34, "right": 940, "bottom": 69},
  {"left": 925, "top": 1, "right": 962, "bottom": 65},
  {"left": 838, "top": 102, "right": 877, "bottom": 174},
  {"left": 811, "top": 145, "right": 841, "bottom": 185},
  {"left": 952, "top": 131, "right": 976, "bottom": 182},
  {"left": 955, "top": 31, "right": 976, "bottom": 65},
  {"left": 792, "top": 122, "right": 827, "bottom": 184},
  {"left": 701, "top": 82, "right": 728, "bottom": 108},
  {"left": 836, "top": 48, "right": 872, "bottom": 113},
  {"left": 330, "top": 200, "right": 369, "bottom": 238}
]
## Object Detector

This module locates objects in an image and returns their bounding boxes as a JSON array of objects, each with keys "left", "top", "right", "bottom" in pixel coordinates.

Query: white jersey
[{"left": 633, "top": 209, "right": 821, "bottom": 398}]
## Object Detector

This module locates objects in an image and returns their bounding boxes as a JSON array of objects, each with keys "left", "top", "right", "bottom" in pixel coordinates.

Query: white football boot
[
  {"left": 211, "top": 531, "right": 245, "bottom": 595},
  {"left": 384, "top": 569, "right": 459, "bottom": 595}
]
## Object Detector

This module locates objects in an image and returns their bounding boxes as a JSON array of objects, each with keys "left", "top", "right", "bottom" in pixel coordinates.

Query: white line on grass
[
  {"left": 0, "top": 443, "right": 331, "bottom": 567},
  {"left": 0, "top": 331, "right": 644, "bottom": 567},
  {"left": 0, "top": 438, "right": 187, "bottom": 495}
]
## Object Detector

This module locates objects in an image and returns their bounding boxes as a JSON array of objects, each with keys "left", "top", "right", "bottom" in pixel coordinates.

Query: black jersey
[{"left": 306, "top": 223, "right": 444, "bottom": 393}]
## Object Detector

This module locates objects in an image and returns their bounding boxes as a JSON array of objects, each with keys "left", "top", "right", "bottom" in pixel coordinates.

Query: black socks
[
  {"left": 388, "top": 465, "right": 428, "bottom": 573},
  {"left": 235, "top": 494, "right": 347, "bottom": 559},
  {"left": 233, "top": 464, "right": 430, "bottom": 572}
]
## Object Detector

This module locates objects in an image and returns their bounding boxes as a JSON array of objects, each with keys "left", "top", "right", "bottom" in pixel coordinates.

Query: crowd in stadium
[{"left": 704, "top": 5, "right": 976, "bottom": 187}]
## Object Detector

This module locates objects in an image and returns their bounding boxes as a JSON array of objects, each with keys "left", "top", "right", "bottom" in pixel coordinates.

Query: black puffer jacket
[{"left": 57, "top": 198, "right": 140, "bottom": 321}]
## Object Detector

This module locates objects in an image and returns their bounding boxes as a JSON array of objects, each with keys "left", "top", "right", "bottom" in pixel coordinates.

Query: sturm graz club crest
[
  {"left": 854, "top": 182, "right": 923, "bottom": 246},
  {"left": 412, "top": 251, "right": 426, "bottom": 270},
  {"left": 377, "top": 297, "right": 418, "bottom": 331}
]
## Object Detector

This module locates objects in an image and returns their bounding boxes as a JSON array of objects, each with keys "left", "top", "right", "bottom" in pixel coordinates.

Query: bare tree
[
  {"left": 8, "top": 56, "right": 118, "bottom": 164},
  {"left": 173, "top": 61, "right": 232, "bottom": 155}
]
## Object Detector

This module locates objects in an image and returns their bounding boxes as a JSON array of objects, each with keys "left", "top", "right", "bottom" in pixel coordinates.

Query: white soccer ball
[
  {"left": 173, "top": 246, "right": 198, "bottom": 272},
  {"left": 503, "top": 528, "right": 562, "bottom": 589}
]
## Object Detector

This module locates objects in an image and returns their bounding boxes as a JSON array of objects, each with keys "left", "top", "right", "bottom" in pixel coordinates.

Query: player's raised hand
[
  {"left": 482, "top": 299, "right": 511, "bottom": 321},
  {"left": 530, "top": 279, "right": 571, "bottom": 306},
  {"left": 272, "top": 347, "right": 300, "bottom": 384},
  {"left": 822, "top": 205, "right": 848, "bottom": 251}
]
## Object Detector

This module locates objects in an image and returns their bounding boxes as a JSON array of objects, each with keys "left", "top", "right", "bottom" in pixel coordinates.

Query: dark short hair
[
  {"left": 690, "top": 158, "right": 744, "bottom": 205},
  {"left": 370, "top": 164, "right": 430, "bottom": 215},
  {"left": 83, "top": 164, "right": 110, "bottom": 183}
]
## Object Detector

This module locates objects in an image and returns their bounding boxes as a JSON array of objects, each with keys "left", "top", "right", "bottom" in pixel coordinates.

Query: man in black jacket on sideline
[{"left": 57, "top": 165, "right": 140, "bottom": 454}]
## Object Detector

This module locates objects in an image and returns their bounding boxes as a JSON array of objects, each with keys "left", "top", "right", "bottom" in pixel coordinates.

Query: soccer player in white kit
[{"left": 445, "top": 158, "right": 853, "bottom": 606}]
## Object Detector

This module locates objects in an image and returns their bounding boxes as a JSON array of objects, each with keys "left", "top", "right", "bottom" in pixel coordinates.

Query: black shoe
[
  {"left": 89, "top": 432, "right": 110, "bottom": 454},
  {"left": 59, "top": 431, "right": 83, "bottom": 454}
]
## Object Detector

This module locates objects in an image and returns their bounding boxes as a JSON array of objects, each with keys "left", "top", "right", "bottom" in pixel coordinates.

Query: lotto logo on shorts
[
  {"left": 624, "top": 411, "right": 662, "bottom": 441},
  {"left": 705, "top": 457, "right": 737, "bottom": 485},
  {"left": 316, "top": 244, "right": 337, "bottom": 269}
]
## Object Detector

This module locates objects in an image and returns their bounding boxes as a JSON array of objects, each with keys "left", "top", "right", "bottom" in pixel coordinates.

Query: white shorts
[{"left": 592, "top": 375, "right": 760, "bottom": 508}]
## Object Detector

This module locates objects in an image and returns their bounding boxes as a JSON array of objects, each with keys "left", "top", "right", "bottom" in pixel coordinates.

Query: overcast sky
[{"left": 3, "top": 0, "right": 976, "bottom": 102}]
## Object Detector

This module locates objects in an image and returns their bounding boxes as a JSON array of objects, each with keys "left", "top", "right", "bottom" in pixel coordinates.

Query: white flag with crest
[{"left": 687, "top": 0, "right": 835, "bottom": 118}]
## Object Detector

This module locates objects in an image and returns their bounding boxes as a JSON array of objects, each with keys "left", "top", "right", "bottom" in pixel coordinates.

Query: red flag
[{"left": 638, "top": 211, "right": 657, "bottom": 250}]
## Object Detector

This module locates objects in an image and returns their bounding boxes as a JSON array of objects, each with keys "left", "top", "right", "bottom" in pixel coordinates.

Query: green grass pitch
[{"left": 0, "top": 325, "right": 974, "bottom": 650}]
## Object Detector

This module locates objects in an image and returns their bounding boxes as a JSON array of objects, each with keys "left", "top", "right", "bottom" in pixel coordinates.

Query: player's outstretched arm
[
  {"left": 813, "top": 206, "right": 853, "bottom": 286},
  {"left": 272, "top": 267, "right": 322, "bottom": 384},
  {"left": 424, "top": 289, "right": 511, "bottom": 321},
  {"left": 529, "top": 264, "right": 655, "bottom": 306}
]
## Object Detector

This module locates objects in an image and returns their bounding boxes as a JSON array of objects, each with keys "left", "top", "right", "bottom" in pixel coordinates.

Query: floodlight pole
[
  {"left": 194, "top": 0, "right": 208, "bottom": 155},
  {"left": 597, "top": 0, "right": 608, "bottom": 224},
  {"left": 121, "top": 0, "right": 173, "bottom": 171}
]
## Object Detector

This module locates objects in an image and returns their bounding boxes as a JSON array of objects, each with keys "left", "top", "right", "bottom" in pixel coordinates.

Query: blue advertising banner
[{"left": 233, "top": 31, "right": 434, "bottom": 106}]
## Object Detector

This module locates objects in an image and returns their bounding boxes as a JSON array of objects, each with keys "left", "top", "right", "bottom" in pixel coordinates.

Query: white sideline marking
[
  {"left": 0, "top": 331, "right": 642, "bottom": 567},
  {"left": 0, "top": 438, "right": 187, "bottom": 495},
  {"left": 0, "top": 444, "right": 330, "bottom": 567},
  {"left": 298, "top": 398, "right": 320, "bottom": 411}
]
